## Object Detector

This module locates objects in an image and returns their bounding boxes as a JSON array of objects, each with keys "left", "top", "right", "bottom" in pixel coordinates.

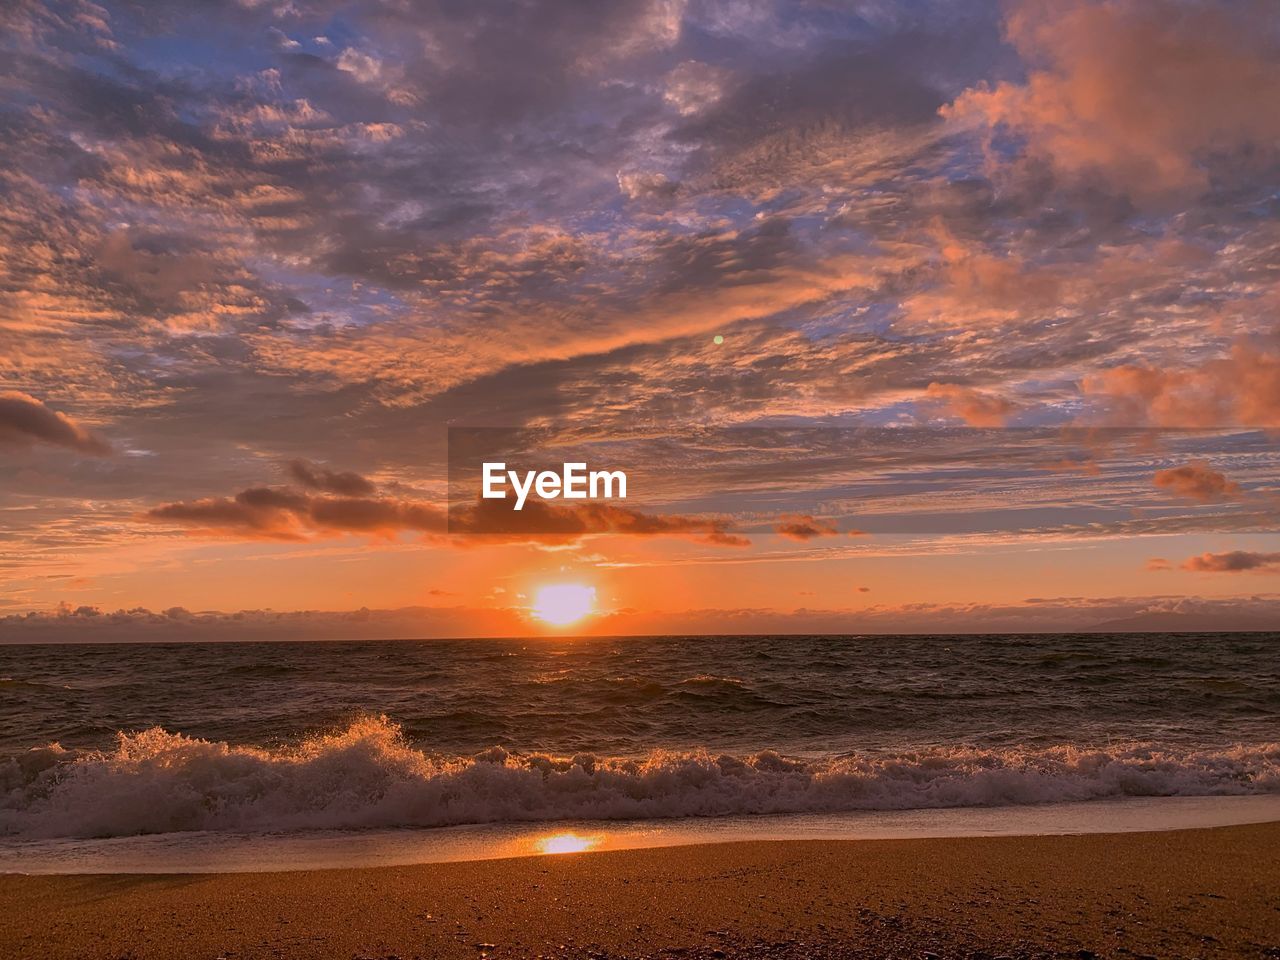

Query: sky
[{"left": 3, "top": 0, "right": 1280, "bottom": 641}]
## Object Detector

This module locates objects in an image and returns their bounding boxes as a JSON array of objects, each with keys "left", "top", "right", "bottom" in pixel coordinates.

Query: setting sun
[{"left": 530, "top": 583, "right": 596, "bottom": 627}]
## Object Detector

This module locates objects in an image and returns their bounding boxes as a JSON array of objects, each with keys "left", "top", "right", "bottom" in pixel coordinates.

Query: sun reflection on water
[{"left": 535, "top": 832, "right": 601, "bottom": 855}]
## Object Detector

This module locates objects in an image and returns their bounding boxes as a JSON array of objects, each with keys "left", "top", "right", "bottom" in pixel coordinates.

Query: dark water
[
  {"left": 3, "top": 633, "right": 1277, "bottom": 755},
  {"left": 1, "top": 634, "right": 1277, "bottom": 839}
]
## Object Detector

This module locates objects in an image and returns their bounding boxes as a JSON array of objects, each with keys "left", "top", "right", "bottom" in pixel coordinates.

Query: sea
[{"left": 1, "top": 633, "right": 1278, "bottom": 871}]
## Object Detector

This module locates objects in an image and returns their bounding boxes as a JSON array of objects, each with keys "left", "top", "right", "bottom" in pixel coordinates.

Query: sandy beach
[{"left": 2, "top": 822, "right": 1277, "bottom": 960}]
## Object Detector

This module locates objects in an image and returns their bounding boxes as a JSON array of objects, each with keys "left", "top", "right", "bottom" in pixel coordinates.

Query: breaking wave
[{"left": 2, "top": 716, "right": 1277, "bottom": 839}]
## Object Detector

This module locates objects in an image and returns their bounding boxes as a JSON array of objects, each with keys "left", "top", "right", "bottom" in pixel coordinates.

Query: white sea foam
[{"left": 1, "top": 716, "right": 1277, "bottom": 839}]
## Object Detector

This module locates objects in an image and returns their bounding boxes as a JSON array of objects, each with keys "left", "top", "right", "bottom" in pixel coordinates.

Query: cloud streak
[{"left": 143, "top": 469, "right": 749, "bottom": 547}]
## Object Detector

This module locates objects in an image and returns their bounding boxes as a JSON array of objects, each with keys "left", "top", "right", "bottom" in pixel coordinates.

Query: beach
[{"left": 2, "top": 823, "right": 1277, "bottom": 960}]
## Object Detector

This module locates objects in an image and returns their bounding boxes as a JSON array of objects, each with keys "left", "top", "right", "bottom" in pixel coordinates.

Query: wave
[
  {"left": 0, "top": 676, "right": 71, "bottom": 692},
  {"left": 1, "top": 716, "right": 1277, "bottom": 839}
]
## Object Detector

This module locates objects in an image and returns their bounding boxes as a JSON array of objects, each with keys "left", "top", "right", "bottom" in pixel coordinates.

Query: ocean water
[{"left": 1, "top": 633, "right": 1277, "bottom": 842}]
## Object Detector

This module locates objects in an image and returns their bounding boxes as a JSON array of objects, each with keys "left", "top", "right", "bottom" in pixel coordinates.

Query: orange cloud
[
  {"left": 1082, "top": 340, "right": 1280, "bottom": 427},
  {"left": 925, "top": 382, "right": 1020, "bottom": 427},
  {"left": 943, "top": 0, "right": 1280, "bottom": 200},
  {"left": 0, "top": 391, "right": 111, "bottom": 455},
  {"left": 1180, "top": 551, "right": 1280, "bottom": 573},
  {"left": 1152, "top": 461, "right": 1241, "bottom": 504},
  {"left": 900, "top": 222, "right": 1064, "bottom": 329}
]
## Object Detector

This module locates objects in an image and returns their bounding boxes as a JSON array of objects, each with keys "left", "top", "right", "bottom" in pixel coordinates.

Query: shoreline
[
  {"left": 2, "top": 823, "right": 1277, "bottom": 959},
  {"left": 5, "top": 794, "right": 1280, "bottom": 875}
]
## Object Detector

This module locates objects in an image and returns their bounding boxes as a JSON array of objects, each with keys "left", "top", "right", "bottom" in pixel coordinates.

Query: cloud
[
  {"left": 143, "top": 487, "right": 447, "bottom": 541},
  {"left": 0, "top": 602, "right": 531, "bottom": 644},
  {"left": 1152, "top": 461, "right": 1241, "bottom": 504},
  {"left": 287, "top": 459, "right": 377, "bottom": 496},
  {"left": 616, "top": 170, "right": 677, "bottom": 201},
  {"left": 662, "top": 60, "right": 731, "bottom": 116},
  {"left": 143, "top": 477, "right": 749, "bottom": 547},
  {"left": 0, "top": 391, "right": 111, "bottom": 455},
  {"left": 898, "top": 222, "right": 1066, "bottom": 330},
  {"left": 1180, "top": 551, "right": 1280, "bottom": 574},
  {"left": 450, "top": 497, "right": 750, "bottom": 547},
  {"left": 336, "top": 48, "right": 382, "bottom": 84},
  {"left": 943, "top": 0, "right": 1280, "bottom": 200},
  {"left": 1082, "top": 339, "right": 1280, "bottom": 428},
  {"left": 925, "top": 382, "right": 1020, "bottom": 427},
  {"left": 773, "top": 515, "right": 839, "bottom": 541},
  {"left": 95, "top": 230, "right": 218, "bottom": 309},
  {"left": 335, "top": 47, "right": 417, "bottom": 106}
]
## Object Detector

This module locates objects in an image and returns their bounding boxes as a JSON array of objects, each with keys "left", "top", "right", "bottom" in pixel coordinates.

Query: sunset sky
[{"left": 3, "top": 0, "right": 1280, "bottom": 640}]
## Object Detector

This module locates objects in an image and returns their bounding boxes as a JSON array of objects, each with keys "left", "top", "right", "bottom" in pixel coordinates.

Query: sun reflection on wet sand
[{"left": 535, "top": 832, "right": 602, "bottom": 855}]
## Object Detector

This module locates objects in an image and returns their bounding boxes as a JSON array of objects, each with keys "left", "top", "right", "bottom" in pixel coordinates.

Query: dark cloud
[
  {"left": 451, "top": 496, "right": 749, "bottom": 547},
  {"left": 287, "top": 459, "right": 377, "bottom": 496},
  {"left": 0, "top": 392, "right": 111, "bottom": 455},
  {"left": 144, "top": 478, "right": 749, "bottom": 547},
  {"left": 773, "top": 515, "right": 838, "bottom": 541},
  {"left": 0, "top": 601, "right": 530, "bottom": 644},
  {"left": 672, "top": 38, "right": 945, "bottom": 156},
  {"left": 143, "top": 487, "right": 446, "bottom": 541}
]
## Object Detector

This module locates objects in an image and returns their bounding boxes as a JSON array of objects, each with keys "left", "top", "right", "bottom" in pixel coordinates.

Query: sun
[{"left": 530, "top": 583, "right": 597, "bottom": 627}]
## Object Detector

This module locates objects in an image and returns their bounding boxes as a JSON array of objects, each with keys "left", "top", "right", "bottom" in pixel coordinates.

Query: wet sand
[{"left": 1, "top": 822, "right": 1277, "bottom": 959}]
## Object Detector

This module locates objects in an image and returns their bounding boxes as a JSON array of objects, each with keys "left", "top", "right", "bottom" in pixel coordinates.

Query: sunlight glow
[
  {"left": 530, "top": 583, "right": 596, "bottom": 627},
  {"left": 536, "top": 832, "right": 600, "bottom": 855}
]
